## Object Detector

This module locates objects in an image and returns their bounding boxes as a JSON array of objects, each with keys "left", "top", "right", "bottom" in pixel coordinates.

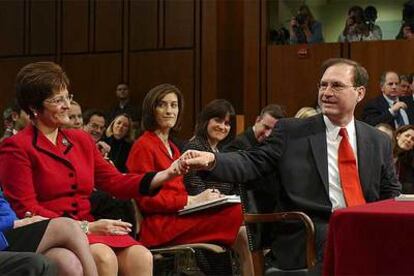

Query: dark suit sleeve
[
  {"left": 380, "top": 136, "right": 401, "bottom": 199},
  {"left": 211, "top": 121, "right": 285, "bottom": 183},
  {"left": 361, "top": 99, "right": 395, "bottom": 127},
  {"left": 223, "top": 137, "right": 247, "bottom": 152}
]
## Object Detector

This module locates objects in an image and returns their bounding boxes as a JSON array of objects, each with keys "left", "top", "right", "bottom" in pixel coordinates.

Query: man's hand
[
  {"left": 390, "top": 101, "right": 407, "bottom": 113},
  {"left": 181, "top": 150, "right": 216, "bottom": 170},
  {"left": 96, "top": 141, "right": 111, "bottom": 158}
]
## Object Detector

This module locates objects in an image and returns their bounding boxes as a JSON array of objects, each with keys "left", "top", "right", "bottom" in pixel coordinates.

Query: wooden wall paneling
[
  {"left": 267, "top": 43, "right": 342, "bottom": 117},
  {"left": 216, "top": 0, "right": 244, "bottom": 113},
  {"left": 164, "top": 0, "right": 194, "bottom": 48},
  {"left": 0, "top": 0, "right": 24, "bottom": 56},
  {"left": 243, "top": 0, "right": 262, "bottom": 126},
  {"left": 200, "top": 0, "right": 218, "bottom": 107},
  {"left": 193, "top": 0, "right": 201, "bottom": 124},
  {"left": 95, "top": 0, "right": 122, "bottom": 52},
  {"left": 129, "top": 0, "right": 158, "bottom": 50},
  {"left": 0, "top": 57, "right": 55, "bottom": 122},
  {"left": 129, "top": 50, "right": 194, "bottom": 139},
  {"left": 30, "top": 0, "right": 56, "bottom": 55},
  {"left": 350, "top": 40, "right": 414, "bottom": 117},
  {"left": 61, "top": 53, "right": 122, "bottom": 112},
  {"left": 61, "top": 0, "right": 89, "bottom": 53}
]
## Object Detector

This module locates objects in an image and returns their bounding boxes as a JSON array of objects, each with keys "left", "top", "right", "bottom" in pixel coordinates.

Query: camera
[{"left": 295, "top": 14, "right": 308, "bottom": 25}]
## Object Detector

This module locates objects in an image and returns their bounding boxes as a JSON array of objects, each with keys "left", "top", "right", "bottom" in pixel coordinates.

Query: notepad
[
  {"left": 395, "top": 194, "right": 414, "bottom": 201},
  {"left": 178, "top": 195, "right": 241, "bottom": 215}
]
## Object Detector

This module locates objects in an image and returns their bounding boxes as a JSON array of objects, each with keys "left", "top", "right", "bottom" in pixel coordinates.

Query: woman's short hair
[
  {"left": 141, "top": 83, "right": 184, "bottom": 133},
  {"left": 105, "top": 113, "right": 134, "bottom": 142},
  {"left": 194, "top": 99, "right": 236, "bottom": 146},
  {"left": 16, "top": 62, "right": 69, "bottom": 119}
]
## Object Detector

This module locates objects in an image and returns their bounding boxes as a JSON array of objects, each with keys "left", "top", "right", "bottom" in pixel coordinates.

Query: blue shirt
[{"left": 0, "top": 194, "right": 18, "bottom": 250}]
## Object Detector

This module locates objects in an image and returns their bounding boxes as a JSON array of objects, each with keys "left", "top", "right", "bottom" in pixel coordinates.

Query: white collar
[{"left": 323, "top": 115, "right": 356, "bottom": 140}]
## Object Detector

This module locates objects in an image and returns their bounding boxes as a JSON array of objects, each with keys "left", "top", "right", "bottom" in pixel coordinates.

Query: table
[{"left": 323, "top": 199, "right": 414, "bottom": 275}]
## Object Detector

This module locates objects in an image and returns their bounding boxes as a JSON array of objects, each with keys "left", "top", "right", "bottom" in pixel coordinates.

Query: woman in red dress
[
  {"left": 126, "top": 84, "right": 253, "bottom": 275},
  {"left": 0, "top": 62, "right": 184, "bottom": 276}
]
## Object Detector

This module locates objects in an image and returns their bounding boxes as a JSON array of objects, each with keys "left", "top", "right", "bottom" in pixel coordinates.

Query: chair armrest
[{"left": 244, "top": 211, "right": 316, "bottom": 269}]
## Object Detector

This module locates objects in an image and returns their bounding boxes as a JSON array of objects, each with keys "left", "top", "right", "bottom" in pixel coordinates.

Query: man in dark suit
[
  {"left": 183, "top": 58, "right": 401, "bottom": 272},
  {"left": 361, "top": 71, "right": 414, "bottom": 129}
]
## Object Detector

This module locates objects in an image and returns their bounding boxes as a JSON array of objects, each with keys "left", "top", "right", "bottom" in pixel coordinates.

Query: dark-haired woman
[
  {"left": 127, "top": 84, "right": 253, "bottom": 275},
  {"left": 183, "top": 99, "right": 238, "bottom": 195},
  {"left": 0, "top": 62, "right": 184, "bottom": 276},
  {"left": 394, "top": 125, "right": 414, "bottom": 193}
]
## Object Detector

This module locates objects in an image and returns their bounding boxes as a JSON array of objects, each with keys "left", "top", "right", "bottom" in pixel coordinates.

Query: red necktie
[{"left": 338, "top": 128, "right": 366, "bottom": 207}]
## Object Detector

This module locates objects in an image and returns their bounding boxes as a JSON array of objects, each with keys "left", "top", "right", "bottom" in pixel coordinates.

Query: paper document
[
  {"left": 178, "top": 195, "right": 241, "bottom": 215},
  {"left": 395, "top": 194, "right": 414, "bottom": 201}
]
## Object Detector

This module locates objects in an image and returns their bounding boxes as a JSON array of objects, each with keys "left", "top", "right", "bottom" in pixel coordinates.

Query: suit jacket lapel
[
  {"left": 32, "top": 126, "right": 74, "bottom": 169},
  {"left": 355, "top": 121, "right": 372, "bottom": 195},
  {"left": 308, "top": 115, "right": 329, "bottom": 195}
]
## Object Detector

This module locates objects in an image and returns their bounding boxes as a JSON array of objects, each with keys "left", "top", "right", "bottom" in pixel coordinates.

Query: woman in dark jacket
[
  {"left": 394, "top": 125, "right": 414, "bottom": 193},
  {"left": 103, "top": 113, "right": 133, "bottom": 173}
]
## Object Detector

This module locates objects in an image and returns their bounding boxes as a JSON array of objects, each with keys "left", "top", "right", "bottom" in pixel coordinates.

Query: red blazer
[
  {"left": 127, "top": 131, "right": 242, "bottom": 247},
  {"left": 0, "top": 125, "right": 146, "bottom": 221}
]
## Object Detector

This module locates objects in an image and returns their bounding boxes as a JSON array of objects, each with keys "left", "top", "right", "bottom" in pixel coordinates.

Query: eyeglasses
[
  {"left": 317, "top": 82, "right": 357, "bottom": 93},
  {"left": 44, "top": 94, "right": 74, "bottom": 105}
]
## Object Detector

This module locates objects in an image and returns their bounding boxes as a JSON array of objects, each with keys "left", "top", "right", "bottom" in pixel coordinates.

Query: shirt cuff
[{"left": 139, "top": 172, "right": 161, "bottom": 196}]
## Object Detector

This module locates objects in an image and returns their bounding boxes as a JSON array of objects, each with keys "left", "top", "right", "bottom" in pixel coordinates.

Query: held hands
[
  {"left": 88, "top": 219, "right": 132, "bottom": 236},
  {"left": 186, "top": 189, "right": 223, "bottom": 207},
  {"left": 167, "top": 158, "right": 190, "bottom": 177},
  {"left": 14, "top": 215, "right": 48, "bottom": 229},
  {"left": 180, "top": 150, "right": 216, "bottom": 170}
]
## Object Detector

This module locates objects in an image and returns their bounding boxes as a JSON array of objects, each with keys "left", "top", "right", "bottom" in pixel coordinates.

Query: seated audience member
[
  {"left": 399, "top": 74, "right": 413, "bottom": 96},
  {"left": 294, "top": 106, "right": 319, "bottom": 119},
  {"left": 67, "top": 100, "right": 83, "bottom": 129},
  {"left": 126, "top": 84, "right": 253, "bottom": 275},
  {"left": 182, "top": 58, "right": 401, "bottom": 272},
  {"left": 289, "top": 4, "right": 324, "bottom": 44},
  {"left": 83, "top": 109, "right": 111, "bottom": 157},
  {"left": 1, "top": 100, "right": 30, "bottom": 142},
  {"left": 0, "top": 62, "right": 186, "bottom": 276},
  {"left": 0, "top": 251, "right": 56, "bottom": 276},
  {"left": 376, "top": 123, "right": 395, "bottom": 141},
  {"left": 362, "top": 71, "right": 414, "bottom": 129},
  {"left": 394, "top": 125, "right": 414, "bottom": 193},
  {"left": 107, "top": 83, "right": 141, "bottom": 138},
  {"left": 0, "top": 193, "right": 97, "bottom": 275},
  {"left": 184, "top": 99, "right": 237, "bottom": 195},
  {"left": 396, "top": 0, "right": 414, "bottom": 39},
  {"left": 338, "top": 6, "right": 381, "bottom": 42},
  {"left": 402, "top": 22, "right": 414, "bottom": 39},
  {"left": 364, "top": 5, "right": 383, "bottom": 40},
  {"left": 102, "top": 113, "right": 134, "bottom": 173}
]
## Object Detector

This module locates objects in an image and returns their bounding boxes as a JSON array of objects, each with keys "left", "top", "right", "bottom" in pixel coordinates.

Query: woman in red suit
[
  {"left": 0, "top": 62, "right": 184, "bottom": 276},
  {"left": 126, "top": 84, "right": 253, "bottom": 275}
]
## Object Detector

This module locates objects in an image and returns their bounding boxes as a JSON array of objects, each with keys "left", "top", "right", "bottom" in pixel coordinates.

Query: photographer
[
  {"left": 338, "top": 6, "right": 381, "bottom": 42},
  {"left": 396, "top": 0, "right": 414, "bottom": 39},
  {"left": 365, "top": 6, "right": 383, "bottom": 40},
  {"left": 289, "top": 5, "right": 323, "bottom": 44}
]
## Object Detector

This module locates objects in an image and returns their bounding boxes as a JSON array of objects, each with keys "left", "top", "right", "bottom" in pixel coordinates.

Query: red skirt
[
  {"left": 139, "top": 204, "right": 243, "bottom": 248},
  {"left": 88, "top": 234, "right": 142, "bottom": 248}
]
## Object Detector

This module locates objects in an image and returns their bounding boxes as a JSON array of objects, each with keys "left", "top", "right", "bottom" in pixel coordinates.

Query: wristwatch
[{"left": 80, "top": 220, "right": 89, "bottom": 234}]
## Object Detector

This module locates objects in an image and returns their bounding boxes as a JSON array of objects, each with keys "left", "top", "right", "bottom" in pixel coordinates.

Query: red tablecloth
[{"left": 323, "top": 199, "right": 414, "bottom": 275}]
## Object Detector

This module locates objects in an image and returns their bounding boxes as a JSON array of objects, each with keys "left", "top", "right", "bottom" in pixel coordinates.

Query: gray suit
[{"left": 210, "top": 114, "right": 401, "bottom": 270}]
